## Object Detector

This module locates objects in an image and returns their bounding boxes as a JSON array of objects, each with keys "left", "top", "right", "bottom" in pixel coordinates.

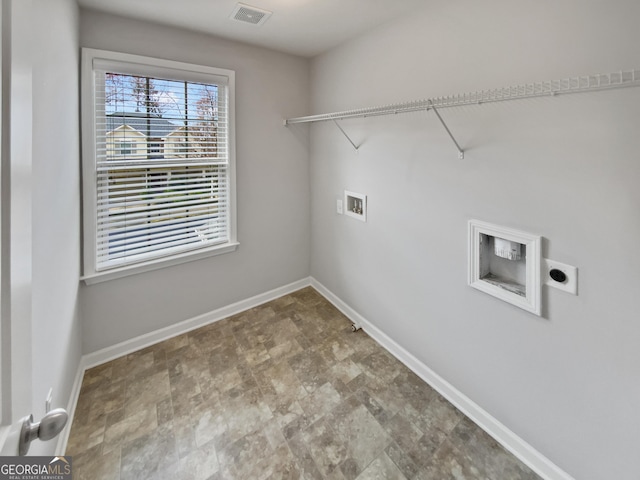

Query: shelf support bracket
[
  {"left": 332, "top": 120, "right": 359, "bottom": 151},
  {"left": 428, "top": 101, "right": 464, "bottom": 159}
]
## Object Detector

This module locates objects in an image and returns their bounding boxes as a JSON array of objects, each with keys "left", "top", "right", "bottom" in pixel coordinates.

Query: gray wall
[
  {"left": 309, "top": 0, "right": 640, "bottom": 478},
  {"left": 79, "top": 10, "right": 311, "bottom": 353},
  {"left": 31, "top": 0, "right": 82, "bottom": 453}
]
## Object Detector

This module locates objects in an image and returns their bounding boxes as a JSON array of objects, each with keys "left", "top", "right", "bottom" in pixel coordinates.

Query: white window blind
[{"left": 83, "top": 50, "right": 236, "bottom": 279}]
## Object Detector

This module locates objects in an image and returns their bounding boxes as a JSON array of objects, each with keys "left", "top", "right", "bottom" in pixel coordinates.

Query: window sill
[{"left": 81, "top": 241, "right": 239, "bottom": 285}]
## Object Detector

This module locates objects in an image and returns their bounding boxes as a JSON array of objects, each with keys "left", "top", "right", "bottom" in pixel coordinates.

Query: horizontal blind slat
[{"left": 97, "top": 213, "right": 228, "bottom": 232}]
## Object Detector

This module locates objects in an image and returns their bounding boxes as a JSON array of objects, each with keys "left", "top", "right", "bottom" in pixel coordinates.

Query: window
[
  {"left": 81, "top": 49, "right": 237, "bottom": 283},
  {"left": 115, "top": 141, "right": 135, "bottom": 156}
]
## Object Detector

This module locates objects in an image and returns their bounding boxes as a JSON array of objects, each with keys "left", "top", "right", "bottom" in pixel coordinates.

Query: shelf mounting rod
[
  {"left": 429, "top": 101, "right": 464, "bottom": 159},
  {"left": 333, "top": 120, "right": 359, "bottom": 151}
]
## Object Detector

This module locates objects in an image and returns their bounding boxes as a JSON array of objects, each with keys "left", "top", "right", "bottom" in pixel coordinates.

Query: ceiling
[{"left": 77, "top": 0, "right": 427, "bottom": 58}]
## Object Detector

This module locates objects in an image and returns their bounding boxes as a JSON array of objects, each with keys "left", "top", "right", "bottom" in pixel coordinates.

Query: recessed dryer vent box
[
  {"left": 468, "top": 220, "right": 541, "bottom": 315},
  {"left": 344, "top": 191, "right": 367, "bottom": 222}
]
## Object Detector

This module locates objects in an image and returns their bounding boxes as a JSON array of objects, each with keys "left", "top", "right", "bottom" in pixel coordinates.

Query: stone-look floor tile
[
  {"left": 72, "top": 444, "right": 120, "bottom": 480},
  {"left": 339, "top": 458, "right": 360, "bottom": 480},
  {"left": 347, "top": 331, "right": 381, "bottom": 361},
  {"left": 382, "top": 412, "right": 424, "bottom": 454},
  {"left": 208, "top": 343, "right": 242, "bottom": 377},
  {"left": 353, "top": 388, "right": 388, "bottom": 422},
  {"left": 262, "top": 417, "right": 288, "bottom": 449},
  {"left": 298, "top": 382, "right": 343, "bottom": 424},
  {"left": 218, "top": 386, "right": 274, "bottom": 444},
  {"left": 217, "top": 429, "right": 273, "bottom": 479},
  {"left": 281, "top": 411, "right": 313, "bottom": 441},
  {"left": 193, "top": 405, "right": 227, "bottom": 448},
  {"left": 385, "top": 441, "right": 422, "bottom": 480},
  {"left": 267, "top": 317, "right": 303, "bottom": 341},
  {"left": 299, "top": 418, "right": 348, "bottom": 478},
  {"left": 124, "top": 369, "right": 171, "bottom": 415},
  {"left": 170, "top": 373, "right": 202, "bottom": 418},
  {"left": 244, "top": 344, "right": 272, "bottom": 366},
  {"left": 65, "top": 416, "right": 107, "bottom": 456},
  {"left": 416, "top": 439, "right": 484, "bottom": 480},
  {"left": 390, "top": 369, "right": 437, "bottom": 414},
  {"left": 315, "top": 335, "right": 354, "bottom": 368},
  {"left": 448, "top": 417, "right": 540, "bottom": 480},
  {"left": 111, "top": 351, "right": 155, "bottom": 380},
  {"left": 359, "top": 374, "right": 421, "bottom": 420},
  {"left": 355, "top": 351, "right": 402, "bottom": 387},
  {"left": 286, "top": 432, "right": 324, "bottom": 480},
  {"left": 346, "top": 372, "right": 369, "bottom": 393},
  {"left": 176, "top": 439, "right": 219, "bottom": 480},
  {"left": 413, "top": 393, "right": 464, "bottom": 436},
  {"left": 270, "top": 294, "right": 296, "bottom": 312},
  {"left": 262, "top": 360, "right": 309, "bottom": 412},
  {"left": 328, "top": 396, "right": 392, "bottom": 475},
  {"left": 210, "top": 365, "right": 244, "bottom": 393},
  {"left": 288, "top": 350, "right": 330, "bottom": 393},
  {"left": 331, "top": 359, "right": 363, "bottom": 385},
  {"left": 162, "top": 333, "right": 190, "bottom": 353},
  {"left": 156, "top": 397, "right": 174, "bottom": 425},
  {"left": 102, "top": 406, "right": 158, "bottom": 454},
  {"left": 290, "top": 287, "right": 324, "bottom": 306},
  {"left": 81, "top": 363, "right": 114, "bottom": 394},
  {"left": 87, "top": 380, "right": 126, "bottom": 422},
  {"left": 267, "top": 337, "right": 304, "bottom": 362},
  {"left": 355, "top": 452, "right": 408, "bottom": 480},
  {"left": 189, "top": 325, "right": 230, "bottom": 354},
  {"left": 406, "top": 428, "right": 449, "bottom": 470},
  {"left": 106, "top": 408, "right": 126, "bottom": 428},
  {"left": 120, "top": 424, "right": 178, "bottom": 480},
  {"left": 67, "top": 289, "right": 541, "bottom": 480},
  {"left": 263, "top": 443, "right": 304, "bottom": 480}
]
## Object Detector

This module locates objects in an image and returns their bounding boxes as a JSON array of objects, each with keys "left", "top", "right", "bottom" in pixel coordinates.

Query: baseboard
[
  {"left": 83, "top": 277, "right": 311, "bottom": 369},
  {"left": 59, "top": 277, "right": 311, "bottom": 454},
  {"left": 61, "top": 274, "right": 571, "bottom": 479},
  {"left": 56, "top": 356, "right": 88, "bottom": 455},
  {"left": 309, "top": 277, "right": 573, "bottom": 480}
]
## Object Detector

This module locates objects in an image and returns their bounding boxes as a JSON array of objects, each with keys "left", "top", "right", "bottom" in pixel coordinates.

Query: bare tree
[
  {"left": 190, "top": 86, "right": 219, "bottom": 159},
  {"left": 131, "top": 76, "right": 163, "bottom": 115},
  {"left": 105, "top": 74, "right": 164, "bottom": 116}
]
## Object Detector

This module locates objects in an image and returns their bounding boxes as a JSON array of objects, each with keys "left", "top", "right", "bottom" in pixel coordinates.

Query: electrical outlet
[
  {"left": 543, "top": 259, "right": 578, "bottom": 295},
  {"left": 336, "top": 199, "right": 343, "bottom": 215}
]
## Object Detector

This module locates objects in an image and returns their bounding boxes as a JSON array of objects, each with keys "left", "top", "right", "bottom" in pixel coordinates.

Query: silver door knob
[{"left": 19, "top": 408, "right": 68, "bottom": 455}]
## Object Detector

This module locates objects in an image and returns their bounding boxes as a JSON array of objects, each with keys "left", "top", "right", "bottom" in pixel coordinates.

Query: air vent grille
[{"left": 230, "top": 3, "right": 272, "bottom": 26}]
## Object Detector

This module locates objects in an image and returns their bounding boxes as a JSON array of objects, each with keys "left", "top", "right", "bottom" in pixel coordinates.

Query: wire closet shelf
[{"left": 285, "top": 69, "right": 640, "bottom": 125}]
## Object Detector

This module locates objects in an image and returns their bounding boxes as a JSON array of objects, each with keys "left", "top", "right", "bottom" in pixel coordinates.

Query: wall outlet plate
[
  {"left": 336, "top": 199, "right": 343, "bottom": 215},
  {"left": 543, "top": 258, "right": 578, "bottom": 295}
]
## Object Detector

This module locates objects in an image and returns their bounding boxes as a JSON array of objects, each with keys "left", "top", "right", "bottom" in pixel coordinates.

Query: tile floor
[{"left": 66, "top": 287, "right": 541, "bottom": 480}]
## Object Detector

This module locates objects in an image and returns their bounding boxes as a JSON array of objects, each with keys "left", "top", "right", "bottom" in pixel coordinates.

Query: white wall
[
  {"left": 31, "top": 0, "right": 81, "bottom": 454},
  {"left": 309, "top": 0, "right": 640, "bottom": 478},
  {"left": 79, "top": 10, "right": 310, "bottom": 353}
]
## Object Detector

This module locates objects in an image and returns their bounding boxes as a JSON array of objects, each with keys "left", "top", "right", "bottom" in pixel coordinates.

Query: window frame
[{"left": 81, "top": 49, "right": 238, "bottom": 285}]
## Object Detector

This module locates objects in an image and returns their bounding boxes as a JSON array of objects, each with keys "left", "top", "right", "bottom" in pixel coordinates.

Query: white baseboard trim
[
  {"left": 310, "top": 277, "right": 573, "bottom": 480},
  {"left": 58, "top": 277, "right": 311, "bottom": 454},
  {"left": 83, "top": 277, "right": 311, "bottom": 369},
  {"left": 56, "top": 357, "right": 88, "bottom": 455}
]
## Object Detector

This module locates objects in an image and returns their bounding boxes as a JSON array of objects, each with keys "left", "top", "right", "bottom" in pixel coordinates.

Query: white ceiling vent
[{"left": 230, "top": 3, "right": 272, "bottom": 26}]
